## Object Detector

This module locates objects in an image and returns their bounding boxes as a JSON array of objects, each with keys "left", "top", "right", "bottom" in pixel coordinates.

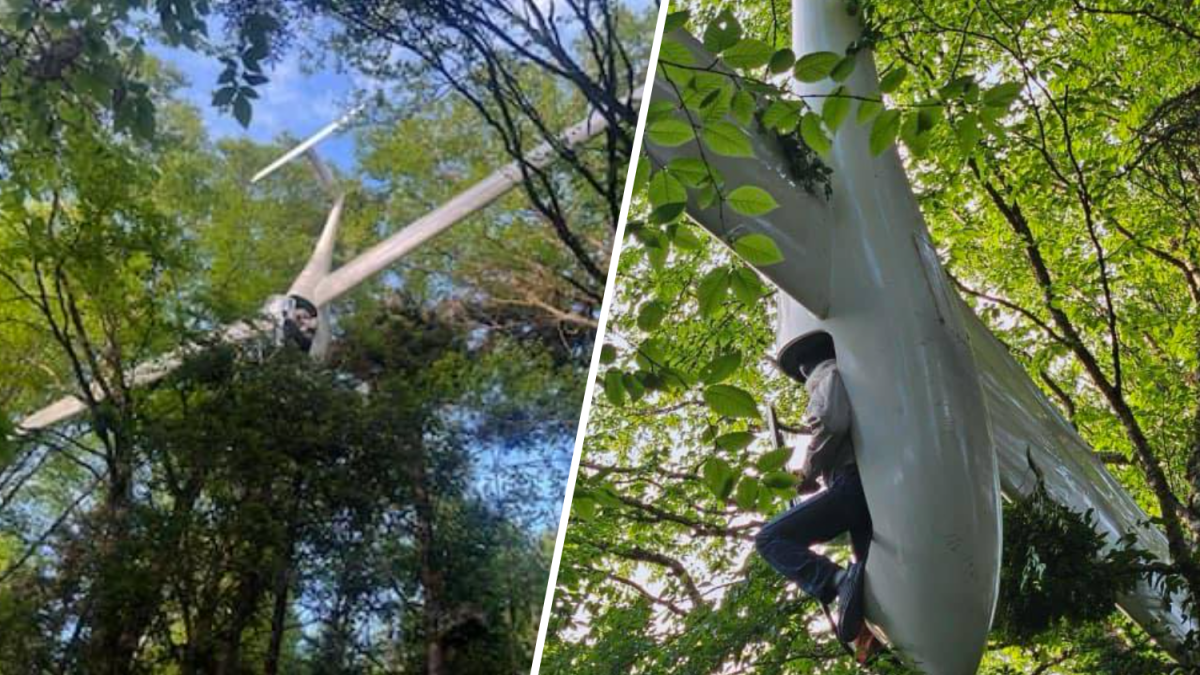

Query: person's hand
[
  {"left": 777, "top": 420, "right": 816, "bottom": 435},
  {"left": 792, "top": 468, "right": 820, "bottom": 494}
]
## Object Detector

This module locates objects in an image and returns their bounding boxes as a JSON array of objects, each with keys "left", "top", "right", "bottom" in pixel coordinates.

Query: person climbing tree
[{"left": 754, "top": 331, "right": 881, "bottom": 663}]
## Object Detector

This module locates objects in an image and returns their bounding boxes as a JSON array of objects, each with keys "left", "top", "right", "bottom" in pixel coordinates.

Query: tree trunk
[{"left": 411, "top": 450, "right": 446, "bottom": 675}]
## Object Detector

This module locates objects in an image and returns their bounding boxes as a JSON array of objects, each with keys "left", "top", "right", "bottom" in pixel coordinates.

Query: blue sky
[
  {"left": 152, "top": 32, "right": 363, "bottom": 171},
  {"left": 150, "top": 1, "right": 655, "bottom": 174}
]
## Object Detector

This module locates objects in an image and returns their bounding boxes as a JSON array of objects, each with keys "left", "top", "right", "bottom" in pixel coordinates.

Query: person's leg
[
  {"left": 755, "top": 479, "right": 860, "bottom": 603},
  {"left": 841, "top": 468, "right": 873, "bottom": 564}
]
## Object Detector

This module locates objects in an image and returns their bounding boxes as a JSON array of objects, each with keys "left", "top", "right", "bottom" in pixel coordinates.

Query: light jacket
[{"left": 798, "top": 359, "right": 856, "bottom": 484}]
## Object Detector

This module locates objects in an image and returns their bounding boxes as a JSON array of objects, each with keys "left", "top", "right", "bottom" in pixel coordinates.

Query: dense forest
[
  {"left": 545, "top": 0, "right": 1200, "bottom": 673},
  {"left": 0, "top": 0, "right": 650, "bottom": 672}
]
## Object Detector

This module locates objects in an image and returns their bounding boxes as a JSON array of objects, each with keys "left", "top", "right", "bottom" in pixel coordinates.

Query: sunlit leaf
[
  {"left": 762, "top": 471, "right": 796, "bottom": 489},
  {"left": 830, "top": 55, "right": 856, "bottom": 82},
  {"left": 663, "top": 9, "right": 689, "bottom": 32},
  {"left": 729, "top": 268, "right": 767, "bottom": 304},
  {"left": 757, "top": 446, "right": 793, "bottom": 473},
  {"left": 604, "top": 370, "right": 626, "bottom": 407},
  {"left": 702, "top": 121, "right": 754, "bottom": 157},
  {"left": 637, "top": 300, "right": 667, "bottom": 331},
  {"left": 647, "top": 117, "right": 695, "bottom": 147},
  {"left": 856, "top": 99, "right": 883, "bottom": 124},
  {"left": 869, "top": 109, "right": 901, "bottom": 155},
  {"left": 734, "top": 478, "right": 760, "bottom": 510},
  {"left": 769, "top": 48, "right": 796, "bottom": 74},
  {"left": 702, "top": 8, "right": 741, "bottom": 53},
  {"left": 722, "top": 38, "right": 773, "bottom": 69},
  {"left": 697, "top": 267, "right": 730, "bottom": 316},
  {"left": 702, "top": 457, "right": 737, "bottom": 500},
  {"left": 716, "top": 431, "right": 754, "bottom": 451},
  {"left": 703, "top": 384, "right": 760, "bottom": 419},
  {"left": 983, "top": 81, "right": 1023, "bottom": 109},
  {"left": 879, "top": 65, "right": 908, "bottom": 93},
  {"left": 733, "top": 233, "right": 784, "bottom": 265},
  {"left": 700, "top": 351, "right": 742, "bottom": 384},
  {"left": 726, "top": 185, "right": 779, "bottom": 216},
  {"left": 793, "top": 51, "right": 840, "bottom": 82},
  {"left": 799, "top": 112, "right": 831, "bottom": 156},
  {"left": 823, "top": 86, "right": 851, "bottom": 133}
]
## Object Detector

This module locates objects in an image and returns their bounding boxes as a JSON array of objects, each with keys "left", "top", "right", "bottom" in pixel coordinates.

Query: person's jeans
[{"left": 754, "top": 466, "right": 872, "bottom": 604}]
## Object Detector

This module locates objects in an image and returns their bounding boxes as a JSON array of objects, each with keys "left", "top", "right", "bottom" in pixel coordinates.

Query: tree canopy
[
  {"left": 1, "top": 0, "right": 649, "bottom": 671},
  {"left": 545, "top": 1, "right": 1200, "bottom": 673}
]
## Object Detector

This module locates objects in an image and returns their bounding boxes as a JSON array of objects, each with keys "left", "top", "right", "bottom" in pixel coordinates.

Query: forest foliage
[
  {"left": 1, "top": 0, "right": 649, "bottom": 672},
  {"left": 545, "top": 0, "right": 1200, "bottom": 673}
]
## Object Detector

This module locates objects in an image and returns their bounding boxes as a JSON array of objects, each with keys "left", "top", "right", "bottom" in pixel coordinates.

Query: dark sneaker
[{"left": 835, "top": 561, "right": 865, "bottom": 644}]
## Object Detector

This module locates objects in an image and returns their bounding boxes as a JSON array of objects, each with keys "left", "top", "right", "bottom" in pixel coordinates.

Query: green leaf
[
  {"left": 702, "top": 121, "right": 754, "bottom": 158},
  {"left": 645, "top": 99, "right": 676, "bottom": 124},
  {"left": 769, "top": 48, "right": 796, "bottom": 74},
  {"left": 667, "top": 157, "right": 711, "bottom": 188},
  {"left": 761, "top": 99, "right": 802, "bottom": 133},
  {"left": 637, "top": 300, "right": 667, "bottom": 331},
  {"left": 940, "top": 75, "right": 975, "bottom": 99},
  {"left": 983, "top": 81, "right": 1023, "bottom": 109},
  {"left": 729, "top": 268, "right": 767, "bottom": 304},
  {"left": 703, "top": 384, "right": 760, "bottom": 419},
  {"left": 879, "top": 65, "right": 908, "bottom": 93},
  {"left": 622, "top": 372, "right": 646, "bottom": 402},
  {"left": 756, "top": 484, "right": 776, "bottom": 512},
  {"left": 856, "top": 99, "right": 883, "bottom": 124},
  {"left": 956, "top": 112, "right": 982, "bottom": 155},
  {"left": 232, "top": 96, "right": 252, "bottom": 128},
  {"left": 633, "top": 155, "right": 651, "bottom": 196},
  {"left": 799, "top": 112, "right": 832, "bottom": 156},
  {"left": 757, "top": 446, "right": 793, "bottom": 473},
  {"left": 899, "top": 112, "right": 928, "bottom": 156},
  {"left": 573, "top": 495, "right": 597, "bottom": 520},
  {"left": 593, "top": 485, "right": 625, "bottom": 508},
  {"left": 702, "top": 457, "right": 737, "bottom": 500},
  {"left": 648, "top": 170, "right": 687, "bottom": 209},
  {"left": 647, "top": 117, "right": 695, "bottom": 147},
  {"left": 733, "top": 233, "right": 784, "bottom": 265},
  {"left": 731, "top": 90, "right": 755, "bottom": 126},
  {"left": 604, "top": 370, "right": 626, "bottom": 407},
  {"left": 734, "top": 478, "right": 760, "bottom": 510},
  {"left": 658, "top": 37, "right": 695, "bottom": 66},
  {"left": 669, "top": 223, "right": 703, "bottom": 250},
  {"left": 793, "top": 51, "right": 840, "bottom": 82},
  {"left": 650, "top": 203, "right": 686, "bottom": 224},
  {"left": 599, "top": 344, "right": 618, "bottom": 364},
  {"left": 646, "top": 239, "right": 669, "bottom": 269},
  {"left": 697, "top": 268, "right": 729, "bottom": 317},
  {"left": 703, "top": 9, "right": 741, "bottom": 53},
  {"left": 916, "top": 106, "right": 939, "bottom": 133},
  {"left": 822, "top": 86, "right": 851, "bottom": 133},
  {"left": 830, "top": 55, "right": 856, "bottom": 82},
  {"left": 716, "top": 431, "right": 755, "bottom": 451},
  {"left": 212, "top": 86, "right": 236, "bottom": 107},
  {"left": 869, "top": 109, "right": 901, "bottom": 155},
  {"left": 700, "top": 351, "right": 742, "bottom": 384},
  {"left": 663, "top": 9, "right": 689, "bottom": 32},
  {"left": 762, "top": 471, "right": 796, "bottom": 490},
  {"left": 722, "top": 38, "right": 773, "bottom": 69},
  {"left": 725, "top": 185, "right": 779, "bottom": 216}
]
